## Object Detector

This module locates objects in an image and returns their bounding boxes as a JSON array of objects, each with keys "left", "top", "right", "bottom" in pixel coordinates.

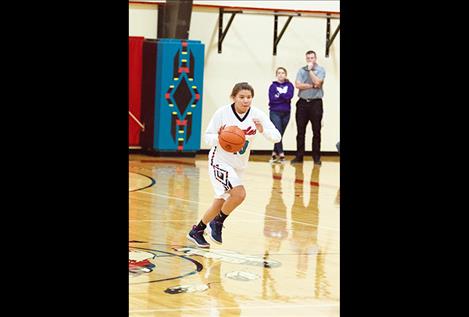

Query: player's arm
[
  {"left": 253, "top": 110, "right": 281, "bottom": 143},
  {"left": 205, "top": 110, "right": 224, "bottom": 147}
]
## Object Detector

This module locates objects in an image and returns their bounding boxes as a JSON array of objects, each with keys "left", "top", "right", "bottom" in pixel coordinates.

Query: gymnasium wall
[{"left": 129, "top": 1, "right": 340, "bottom": 152}]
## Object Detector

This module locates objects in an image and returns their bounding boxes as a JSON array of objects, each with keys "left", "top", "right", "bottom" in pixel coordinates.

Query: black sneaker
[
  {"left": 187, "top": 225, "right": 210, "bottom": 248},
  {"left": 313, "top": 159, "right": 322, "bottom": 165},
  {"left": 290, "top": 156, "right": 304, "bottom": 164},
  {"left": 207, "top": 220, "right": 224, "bottom": 244}
]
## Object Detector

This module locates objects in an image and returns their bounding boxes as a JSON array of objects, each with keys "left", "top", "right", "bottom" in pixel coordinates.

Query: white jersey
[{"left": 206, "top": 104, "right": 281, "bottom": 170}]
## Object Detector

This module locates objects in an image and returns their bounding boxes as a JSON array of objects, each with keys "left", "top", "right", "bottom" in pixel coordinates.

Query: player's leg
[
  {"left": 187, "top": 198, "right": 225, "bottom": 248},
  {"left": 207, "top": 166, "right": 245, "bottom": 244}
]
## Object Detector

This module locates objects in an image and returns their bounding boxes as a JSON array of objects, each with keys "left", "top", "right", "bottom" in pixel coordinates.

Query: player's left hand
[
  {"left": 252, "top": 119, "right": 263, "bottom": 133},
  {"left": 218, "top": 124, "right": 226, "bottom": 134}
]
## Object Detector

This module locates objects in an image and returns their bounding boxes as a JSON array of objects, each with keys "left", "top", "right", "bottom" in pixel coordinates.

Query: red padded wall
[{"left": 129, "top": 36, "right": 144, "bottom": 146}]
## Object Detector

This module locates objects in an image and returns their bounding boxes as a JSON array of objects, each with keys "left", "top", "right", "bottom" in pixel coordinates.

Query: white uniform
[{"left": 206, "top": 104, "right": 281, "bottom": 199}]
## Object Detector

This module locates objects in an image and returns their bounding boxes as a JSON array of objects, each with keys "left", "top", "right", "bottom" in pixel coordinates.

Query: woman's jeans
[{"left": 269, "top": 110, "right": 291, "bottom": 154}]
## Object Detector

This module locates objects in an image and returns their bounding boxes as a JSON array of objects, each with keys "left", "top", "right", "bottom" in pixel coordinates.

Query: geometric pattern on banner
[{"left": 164, "top": 40, "right": 200, "bottom": 151}]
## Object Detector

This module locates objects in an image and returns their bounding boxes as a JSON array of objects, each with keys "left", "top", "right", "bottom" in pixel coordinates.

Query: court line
[
  {"left": 131, "top": 191, "right": 339, "bottom": 232},
  {"left": 130, "top": 247, "right": 203, "bottom": 284},
  {"left": 128, "top": 241, "right": 339, "bottom": 256},
  {"left": 129, "top": 172, "right": 156, "bottom": 192},
  {"left": 204, "top": 161, "right": 339, "bottom": 189},
  {"left": 131, "top": 161, "right": 340, "bottom": 189},
  {"left": 138, "top": 159, "right": 195, "bottom": 166},
  {"left": 129, "top": 303, "right": 338, "bottom": 313}
]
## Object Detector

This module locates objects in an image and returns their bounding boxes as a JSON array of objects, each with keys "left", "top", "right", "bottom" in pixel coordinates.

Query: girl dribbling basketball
[{"left": 187, "top": 82, "right": 281, "bottom": 248}]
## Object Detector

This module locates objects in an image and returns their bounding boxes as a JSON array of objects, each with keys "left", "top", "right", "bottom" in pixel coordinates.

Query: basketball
[{"left": 218, "top": 126, "right": 245, "bottom": 153}]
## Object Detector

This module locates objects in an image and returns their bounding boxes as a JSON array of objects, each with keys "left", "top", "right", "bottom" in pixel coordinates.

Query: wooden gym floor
[{"left": 129, "top": 153, "right": 340, "bottom": 317}]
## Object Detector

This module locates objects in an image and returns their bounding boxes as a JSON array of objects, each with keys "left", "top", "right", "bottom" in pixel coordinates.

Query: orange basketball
[{"left": 218, "top": 126, "right": 246, "bottom": 153}]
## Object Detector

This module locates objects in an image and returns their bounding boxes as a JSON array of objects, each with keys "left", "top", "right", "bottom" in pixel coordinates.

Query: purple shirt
[{"left": 268, "top": 81, "right": 294, "bottom": 113}]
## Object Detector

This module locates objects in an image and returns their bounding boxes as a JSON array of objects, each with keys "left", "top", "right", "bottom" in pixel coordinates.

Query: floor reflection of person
[
  {"left": 262, "top": 164, "right": 289, "bottom": 300},
  {"left": 290, "top": 164, "right": 320, "bottom": 278},
  {"left": 264, "top": 163, "right": 289, "bottom": 253},
  {"left": 203, "top": 260, "right": 241, "bottom": 317}
]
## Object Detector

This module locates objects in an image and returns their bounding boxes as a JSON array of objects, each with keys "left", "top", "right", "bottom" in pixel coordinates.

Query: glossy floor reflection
[{"left": 129, "top": 154, "right": 340, "bottom": 317}]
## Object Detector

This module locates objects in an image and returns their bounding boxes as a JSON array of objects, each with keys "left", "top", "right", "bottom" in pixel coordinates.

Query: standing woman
[
  {"left": 268, "top": 67, "right": 294, "bottom": 163},
  {"left": 187, "top": 82, "right": 281, "bottom": 248}
]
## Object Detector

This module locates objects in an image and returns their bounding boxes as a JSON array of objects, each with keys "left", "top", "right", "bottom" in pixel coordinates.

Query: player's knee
[
  {"left": 231, "top": 186, "right": 246, "bottom": 202},
  {"left": 239, "top": 189, "right": 246, "bottom": 202}
]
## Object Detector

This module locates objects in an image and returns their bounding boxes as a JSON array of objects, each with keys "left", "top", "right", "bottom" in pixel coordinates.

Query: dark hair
[
  {"left": 230, "top": 82, "right": 254, "bottom": 98},
  {"left": 276, "top": 67, "right": 289, "bottom": 82},
  {"left": 305, "top": 50, "right": 317, "bottom": 57}
]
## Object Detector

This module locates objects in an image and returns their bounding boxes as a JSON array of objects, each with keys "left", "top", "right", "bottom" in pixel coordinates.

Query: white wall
[
  {"left": 129, "top": 2, "right": 340, "bottom": 152},
  {"left": 129, "top": 4, "right": 158, "bottom": 38},
  {"left": 193, "top": 0, "right": 339, "bottom": 12}
]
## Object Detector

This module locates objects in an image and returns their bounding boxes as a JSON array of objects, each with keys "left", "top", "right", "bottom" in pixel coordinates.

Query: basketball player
[{"left": 187, "top": 82, "right": 281, "bottom": 248}]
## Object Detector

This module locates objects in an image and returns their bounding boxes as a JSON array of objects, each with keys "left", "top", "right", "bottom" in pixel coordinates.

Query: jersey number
[{"left": 235, "top": 140, "right": 249, "bottom": 155}]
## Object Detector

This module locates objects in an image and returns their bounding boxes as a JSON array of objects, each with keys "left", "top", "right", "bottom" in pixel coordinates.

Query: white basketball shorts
[{"left": 208, "top": 162, "right": 244, "bottom": 200}]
